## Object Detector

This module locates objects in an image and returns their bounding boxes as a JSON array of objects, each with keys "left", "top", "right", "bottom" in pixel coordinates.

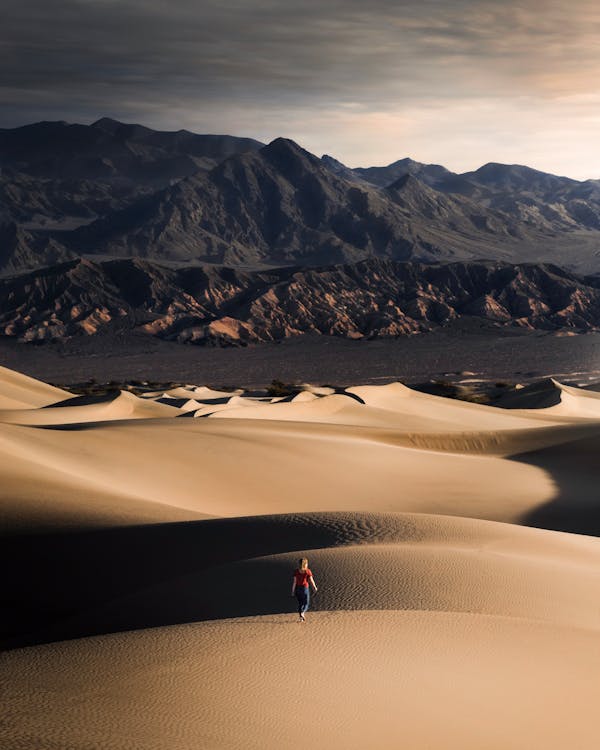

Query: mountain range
[
  {"left": 2, "top": 257, "right": 599, "bottom": 345},
  {"left": 2, "top": 118, "right": 600, "bottom": 345}
]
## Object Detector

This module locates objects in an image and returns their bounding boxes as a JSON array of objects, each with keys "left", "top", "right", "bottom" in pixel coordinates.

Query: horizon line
[{"left": 1, "top": 115, "right": 598, "bottom": 183}]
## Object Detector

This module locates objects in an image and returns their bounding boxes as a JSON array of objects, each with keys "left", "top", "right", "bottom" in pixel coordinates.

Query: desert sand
[{"left": 1, "top": 367, "right": 600, "bottom": 749}]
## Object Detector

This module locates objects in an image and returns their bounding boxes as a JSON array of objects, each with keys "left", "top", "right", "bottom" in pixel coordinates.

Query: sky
[{"left": 3, "top": 0, "right": 600, "bottom": 178}]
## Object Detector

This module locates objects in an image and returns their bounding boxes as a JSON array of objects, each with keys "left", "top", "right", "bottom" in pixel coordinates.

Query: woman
[{"left": 291, "top": 557, "right": 318, "bottom": 621}]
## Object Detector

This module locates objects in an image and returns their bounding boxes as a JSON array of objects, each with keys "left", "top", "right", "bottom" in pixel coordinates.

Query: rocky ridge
[
  {"left": 2, "top": 257, "right": 599, "bottom": 345},
  {"left": 351, "top": 157, "right": 600, "bottom": 233}
]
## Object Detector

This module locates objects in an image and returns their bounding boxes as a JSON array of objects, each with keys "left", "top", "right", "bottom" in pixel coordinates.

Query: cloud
[{"left": 2, "top": 0, "right": 600, "bottom": 176}]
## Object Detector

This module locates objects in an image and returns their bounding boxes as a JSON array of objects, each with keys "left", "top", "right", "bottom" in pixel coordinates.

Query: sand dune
[
  {"left": 2, "top": 366, "right": 600, "bottom": 749},
  {"left": 3, "top": 612, "right": 599, "bottom": 750},
  {"left": 2, "top": 391, "right": 600, "bottom": 534},
  {"left": 208, "top": 378, "right": 600, "bottom": 428},
  {"left": 141, "top": 385, "right": 243, "bottom": 400},
  {"left": 536, "top": 379, "right": 600, "bottom": 417},
  {"left": 0, "top": 365, "right": 69, "bottom": 409},
  {"left": 209, "top": 391, "right": 567, "bottom": 433},
  {"left": 0, "top": 389, "right": 182, "bottom": 425},
  {"left": 192, "top": 385, "right": 244, "bottom": 399},
  {"left": 497, "top": 377, "right": 600, "bottom": 417},
  {"left": 3, "top": 510, "right": 600, "bottom": 748},
  {"left": 6, "top": 510, "right": 596, "bottom": 646},
  {"left": 0, "top": 416, "right": 583, "bottom": 532}
]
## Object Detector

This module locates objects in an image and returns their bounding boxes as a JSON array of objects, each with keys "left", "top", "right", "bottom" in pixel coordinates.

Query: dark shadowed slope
[{"left": 70, "top": 138, "right": 559, "bottom": 267}]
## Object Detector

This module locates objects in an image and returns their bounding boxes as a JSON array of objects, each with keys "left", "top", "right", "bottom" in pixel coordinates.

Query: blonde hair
[{"left": 298, "top": 558, "right": 308, "bottom": 570}]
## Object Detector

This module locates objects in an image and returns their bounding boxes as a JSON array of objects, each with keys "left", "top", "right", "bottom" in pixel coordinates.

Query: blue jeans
[{"left": 295, "top": 587, "right": 310, "bottom": 615}]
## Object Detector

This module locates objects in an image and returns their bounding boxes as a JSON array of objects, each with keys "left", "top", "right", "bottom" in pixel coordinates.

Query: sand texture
[{"left": 1, "top": 368, "right": 600, "bottom": 749}]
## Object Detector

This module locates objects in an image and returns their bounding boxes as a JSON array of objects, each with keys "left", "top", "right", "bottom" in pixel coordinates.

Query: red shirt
[{"left": 294, "top": 568, "right": 312, "bottom": 588}]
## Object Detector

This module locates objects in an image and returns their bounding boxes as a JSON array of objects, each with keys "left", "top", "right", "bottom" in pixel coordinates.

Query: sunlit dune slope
[
  {"left": 0, "top": 365, "right": 69, "bottom": 409},
  {"left": 1, "top": 364, "right": 600, "bottom": 534},
  {"left": 4, "top": 416, "right": 600, "bottom": 533},
  {"left": 207, "top": 389, "right": 548, "bottom": 430},
  {"left": 530, "top": 379, "right": 600, "bottom": 418},
  {"left": 2, "top": 611, "right": 600, "bottom": 750},
  {"left": 0, "top": 389, "right": 182, "bottom": 425}
]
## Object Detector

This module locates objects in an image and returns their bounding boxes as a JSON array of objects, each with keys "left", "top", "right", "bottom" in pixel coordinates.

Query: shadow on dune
[
  {"left": 5, "top": 427, "right": 600, "bottom": 650},
  {"left": 493, "top": 378, "right": 562, "bottom": 410},
  {"left": 42, "top": 391, "right": 122, "bottom": 409},
  {"left": 0, "top": 511, "right": 420, "bottom": 650},
  {"left": 512, "top": 431, "right": 600, "bottom": 536}
]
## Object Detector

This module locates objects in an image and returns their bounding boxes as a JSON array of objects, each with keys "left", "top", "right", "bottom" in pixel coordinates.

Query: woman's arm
[
  {"left": 291, "top": 578, "right": 296, "bottom": 595},
  {"left": 309, "top": 575, "right": 318, "bottom": 592}
]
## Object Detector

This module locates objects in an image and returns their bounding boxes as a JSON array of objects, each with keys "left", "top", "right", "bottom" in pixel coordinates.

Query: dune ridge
[
  {"left": 5, "top": 510, "right": 597, "bottom": 647},
  {"left": 0, "top": 365, "right": 69, "bottom": 409}
]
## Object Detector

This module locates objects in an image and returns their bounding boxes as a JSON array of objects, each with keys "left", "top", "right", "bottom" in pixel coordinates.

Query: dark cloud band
[{"left": 3, "top": 0, "right": 598, "bottom": 122}]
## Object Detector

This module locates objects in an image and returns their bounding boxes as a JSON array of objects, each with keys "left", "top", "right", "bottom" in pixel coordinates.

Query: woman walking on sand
[{"left": 291, "top": 557, "right": 318, "bottom": 622}]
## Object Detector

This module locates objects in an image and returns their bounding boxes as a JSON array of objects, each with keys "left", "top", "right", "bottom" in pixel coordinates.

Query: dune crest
[
  {"left": 0, "top": 389, "right": 182, "bottom": 425},
  {"left": 0, "top": 365, "right": 70, "bottom": 409}
]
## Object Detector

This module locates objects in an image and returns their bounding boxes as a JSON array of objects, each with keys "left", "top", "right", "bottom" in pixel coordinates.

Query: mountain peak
[
  {"left": 90, "top": 117, "right": 124, "bottom": 133},
  {"left": 321, "top": 154, "right": 347, "bottom": 170},
  {"left": 474, "top": 162, "right": 536, "bottom": 178},
  {"left": 388, "top": 157, "right": 419, "bottom": 169},
  {"left": 354, "top": 157, "right": 452, "bottom": 189},
  {"left": 260, "top": 137, "right": 321, "bottom": 175},
  {"left": 469, "top": 162, "right": 577, "bottom": 187},
  {"left": 320, "top": 154, "right": 362, "bottom": 183},
  {"left": 387, "top": 172, "right": 426, "bottom": 192},
  {"left": 262, "top": 137, "right": 312, "bottom": 157},
  {"left": 90, "top": 117, "right": 154, "bottom": 139}
]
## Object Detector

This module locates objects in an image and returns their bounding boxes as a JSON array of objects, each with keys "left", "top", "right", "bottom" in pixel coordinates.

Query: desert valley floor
[{"left": 1, "top": 364, "right": 600, "bottom": 749}]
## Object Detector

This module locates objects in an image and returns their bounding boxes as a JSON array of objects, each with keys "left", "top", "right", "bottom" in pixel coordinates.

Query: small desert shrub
[{"left": 267, "top": 379, "right": 295, "bottom": 397}]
